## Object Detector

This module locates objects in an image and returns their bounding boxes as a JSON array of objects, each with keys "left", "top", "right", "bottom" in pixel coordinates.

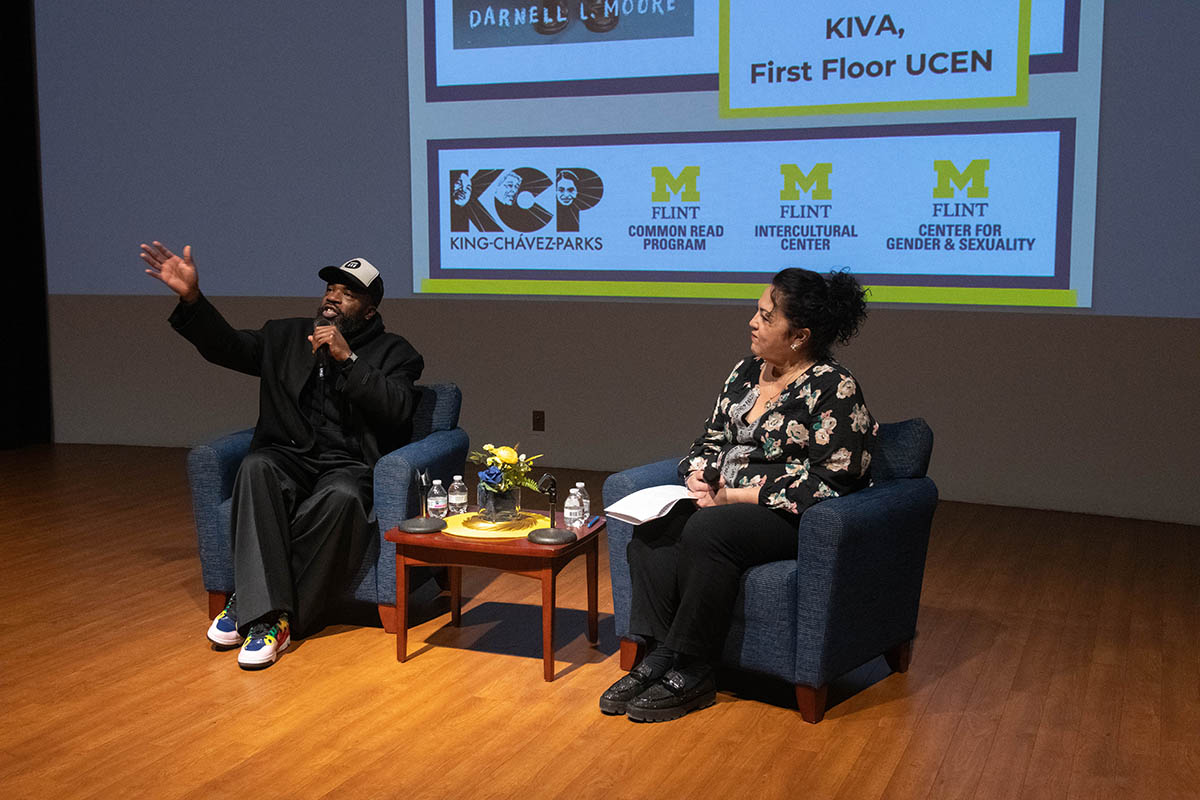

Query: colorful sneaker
[
  {"left": 206, "top": 594, "right": 241, "bottom": 650},
  {"left": 237, "top": 614, "right": 290, "bottom": 670}
]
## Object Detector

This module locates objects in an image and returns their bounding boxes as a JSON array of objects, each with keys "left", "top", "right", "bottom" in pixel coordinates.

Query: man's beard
[{"left": 315, "top": 306, "right": 372, "bottom": 340}]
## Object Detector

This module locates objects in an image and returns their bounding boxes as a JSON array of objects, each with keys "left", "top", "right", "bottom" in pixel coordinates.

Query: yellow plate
[{"left": 441, "top": 511, "right": 551, "bottom": 539}]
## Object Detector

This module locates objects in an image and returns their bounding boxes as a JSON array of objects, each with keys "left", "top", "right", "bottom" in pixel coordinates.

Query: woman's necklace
[{"left": 759, "top": 358, "right": 814, "bottom": 404}]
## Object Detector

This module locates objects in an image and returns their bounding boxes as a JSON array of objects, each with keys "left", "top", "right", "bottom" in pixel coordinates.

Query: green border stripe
[
  {"left": 420, "top": 279, "right": 1077, "bottom": 307},
  {"left": 422, "top": 279, "right": 762, "bottom": 299},
  {"left": 865, "top": 285, "right": 1076, "bottom": 306},
  {"left": 722, "top": 94, "right": 1028, "bottom": 119},
  {"left": 718, "top": 0, "right": 732, "bottom": 116}
]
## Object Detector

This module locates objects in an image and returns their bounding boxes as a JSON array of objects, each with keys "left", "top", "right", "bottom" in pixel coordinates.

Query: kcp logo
[{"left": 449, "top": 168, "right": 604, "bottom": 233}]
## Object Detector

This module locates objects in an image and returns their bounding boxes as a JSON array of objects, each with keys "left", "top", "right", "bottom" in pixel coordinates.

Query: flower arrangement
[{"left": 468, "top": 443, "right": 543, "bottom": 494}]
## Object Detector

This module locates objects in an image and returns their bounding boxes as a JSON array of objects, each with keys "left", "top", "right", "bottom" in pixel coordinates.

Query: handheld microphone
[
  {"left": 313, "top": 318, "right": 333, "bottom": 380},
  {"left": 702, "top": 465, "right": 721, "bottom": 491}
]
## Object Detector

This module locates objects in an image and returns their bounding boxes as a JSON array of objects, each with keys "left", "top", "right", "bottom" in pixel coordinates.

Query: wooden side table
[{"left": 384, "top": 514, "right": 604, "bottom": 681}]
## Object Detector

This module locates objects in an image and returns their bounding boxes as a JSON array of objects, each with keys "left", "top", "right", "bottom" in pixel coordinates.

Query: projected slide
[{"left": 410, "top": 1, "right": 1102, "bottom": 306}]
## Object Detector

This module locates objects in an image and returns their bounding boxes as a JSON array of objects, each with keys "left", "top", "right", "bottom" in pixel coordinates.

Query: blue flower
[{"left": 478, "top": 466, "right": 504, "bottom": 488}]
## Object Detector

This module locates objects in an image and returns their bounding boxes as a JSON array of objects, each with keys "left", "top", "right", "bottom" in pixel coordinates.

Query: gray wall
[{"left": 49, "top": 296, "right": 1200, "bottom": 524}]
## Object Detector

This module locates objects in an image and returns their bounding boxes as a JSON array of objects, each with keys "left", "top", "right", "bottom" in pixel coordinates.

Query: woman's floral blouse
[{"left": 678, "top": 356, "right": 877, "bottom": 517}]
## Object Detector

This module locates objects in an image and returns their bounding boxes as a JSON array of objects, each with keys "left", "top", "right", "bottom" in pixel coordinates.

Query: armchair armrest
[
  {"left": 372, "top": 427, "right": 470, "bottom": 606},
  {"left": 793, "top": 476, "right": 939, "bottom": 686},
  {"left": 186, "top": 428, "right": 253, "bottom": 592},
  {"left": 602, "top": 457, "right": 683, "bottom": 639},
  {"left": 373, "top": 428, "right": 471, "bottom": 533}
]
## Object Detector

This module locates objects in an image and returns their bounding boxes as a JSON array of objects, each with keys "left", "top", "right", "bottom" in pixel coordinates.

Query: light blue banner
[{"left": 433, "top": 126, "right": 1062, "bottom": 281}]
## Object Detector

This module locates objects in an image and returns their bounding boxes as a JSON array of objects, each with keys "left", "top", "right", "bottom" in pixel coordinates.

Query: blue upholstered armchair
[
  {"left": 186, "top": 382, "right": 469, "bottom": 633},
  {"left": 603, "top": 418, "right": 937, "bottom": 722}
]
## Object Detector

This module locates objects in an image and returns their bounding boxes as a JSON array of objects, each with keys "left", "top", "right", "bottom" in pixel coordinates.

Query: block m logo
[
  {"left": 651, "top": 166, "right": 700, "bottom": 202},
  {"left": 933, "top": 159, "right": 990, "bottom": 199},
  {"left": 780, "top": 163, "right": 833, "bottom": 201}
]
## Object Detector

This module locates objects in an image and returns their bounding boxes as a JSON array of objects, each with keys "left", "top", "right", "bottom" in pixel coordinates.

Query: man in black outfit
[{"left": 140, "top": 241, "right": 424, "bottom": 670}]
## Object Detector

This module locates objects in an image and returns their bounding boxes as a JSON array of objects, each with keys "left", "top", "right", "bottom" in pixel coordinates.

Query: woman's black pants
[{"left": 626, "top": 502, "right": 799, "bottom": 660}]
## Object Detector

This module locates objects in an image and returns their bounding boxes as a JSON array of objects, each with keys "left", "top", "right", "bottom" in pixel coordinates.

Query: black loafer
[
  {"left": 625, "top": 665, "right": 716, "bottom": 722},
  {"left": 599, "top": 662, "right": 662, "bottom": 715}
]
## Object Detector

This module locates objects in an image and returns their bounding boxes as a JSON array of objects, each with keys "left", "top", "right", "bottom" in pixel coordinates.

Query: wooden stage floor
[{"left": 0, "top": 444, "right": 1196, "bottom": 799}]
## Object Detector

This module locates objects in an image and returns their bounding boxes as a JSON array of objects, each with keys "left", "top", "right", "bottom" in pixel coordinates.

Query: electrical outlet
[{"left": 532, "top": 409, "right": 545, "bottom": 431}]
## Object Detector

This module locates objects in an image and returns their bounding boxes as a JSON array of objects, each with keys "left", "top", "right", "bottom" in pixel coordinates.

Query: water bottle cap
[
  {"left": 453, "top": 475, "right": 462, "bottom": 481},
  {"left": 576, "top": 482, "right": 585, "bottom": 487},
  {"left": 432, "top": 479, "right": 442, "bottom": 485}
]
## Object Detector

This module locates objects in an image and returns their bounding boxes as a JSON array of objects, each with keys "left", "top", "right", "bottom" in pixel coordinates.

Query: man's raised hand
[{"left": 140, "top": 241, "right": 200, "bottom": 303}]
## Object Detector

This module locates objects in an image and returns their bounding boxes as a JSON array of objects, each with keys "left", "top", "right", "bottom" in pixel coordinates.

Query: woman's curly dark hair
[{"left": 770, "top": 268, "right": 869, "bottom": 359}]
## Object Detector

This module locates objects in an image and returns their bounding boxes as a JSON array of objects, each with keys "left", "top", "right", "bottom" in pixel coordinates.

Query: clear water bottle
[
  {"left": 448, "top": 475, "right": 468, "bottom": 516},
  {"left": 563, "top": 487, "right": 584, "bottom": 528},
  {"left": 427, "top": 479, "right": 448, "bottom": 518},
  {"left": 574, "top": 481, "right": 591, "bottom": 518}
]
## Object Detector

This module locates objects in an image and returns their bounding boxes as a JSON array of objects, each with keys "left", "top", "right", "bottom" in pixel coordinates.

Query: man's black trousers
[
  {"left": 230, "top": 445, "right": 375, "bottom": 638},
  {"left": 627, "top": 502, "right": 799, "bottom": 660}
]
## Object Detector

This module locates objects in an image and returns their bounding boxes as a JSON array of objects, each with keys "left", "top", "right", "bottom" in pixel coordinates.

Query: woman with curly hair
[{"left": 601, "top": 267, "right": 877, "bottom": 722}]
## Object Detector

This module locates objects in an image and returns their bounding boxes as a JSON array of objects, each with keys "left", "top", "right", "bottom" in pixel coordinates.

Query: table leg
[
  {"left": 395, "top": 550, "right": 409, "bottom": 663},
  {"left": 449, "top": 566, "right": 462, "bottom": 626},
  {"left": 586, "top": 539, "right": 598, "bottom": 644},
  {"left": 541, "top": 567, "right": 556, "bottom": 681}
]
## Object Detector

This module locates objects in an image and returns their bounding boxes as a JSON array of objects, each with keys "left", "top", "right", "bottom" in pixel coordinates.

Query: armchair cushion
[
  {"left": 869, "top": 418, "right": 933, "bottom": 479},
  {"left": 410, "top": 383, "right": 462, "bottom": 441}
]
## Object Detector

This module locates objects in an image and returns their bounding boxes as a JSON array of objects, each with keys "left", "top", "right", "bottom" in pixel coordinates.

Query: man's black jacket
[{"left": 170, "top": 295, "right": 424, "bottom": 465}]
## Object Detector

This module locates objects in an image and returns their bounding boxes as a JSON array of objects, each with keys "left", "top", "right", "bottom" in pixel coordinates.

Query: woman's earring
[{"left": 790, "top": 342, "right": 800, "bottom": 351}]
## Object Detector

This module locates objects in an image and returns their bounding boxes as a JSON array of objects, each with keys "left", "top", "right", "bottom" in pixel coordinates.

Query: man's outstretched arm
[{"left": 141, "top": 240, "right": 264, "bottom": 376}]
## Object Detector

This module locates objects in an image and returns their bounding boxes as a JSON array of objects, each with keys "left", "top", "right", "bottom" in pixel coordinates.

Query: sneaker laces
[{"left": 247, "top": 613, "right": 287, "bottom": 640}]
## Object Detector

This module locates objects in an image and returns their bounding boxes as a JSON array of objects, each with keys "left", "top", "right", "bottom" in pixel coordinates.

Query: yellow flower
[{"left": 493, "top": 446, "right": 519, "bottom": 464}]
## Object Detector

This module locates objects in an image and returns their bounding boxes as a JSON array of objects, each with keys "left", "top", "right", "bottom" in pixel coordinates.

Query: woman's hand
[
  {"left": 687, "top": 469, "right": 719, "bottom": 507},
  {"left": 689, "top": 472, "right": 759, "bottom": 508},
  {"left": 685, "top": 469, "right": 710, "bottom": 495}
]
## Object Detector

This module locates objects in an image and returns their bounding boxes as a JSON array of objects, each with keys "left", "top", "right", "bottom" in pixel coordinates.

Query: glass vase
[{"left": 479, "top": 486, "right": 521, "bottom": 522}]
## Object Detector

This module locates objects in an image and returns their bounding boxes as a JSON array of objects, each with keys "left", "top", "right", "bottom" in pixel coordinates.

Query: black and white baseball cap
[{"left": 318, "top": 258, "right": 384, "bottom": 304}]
